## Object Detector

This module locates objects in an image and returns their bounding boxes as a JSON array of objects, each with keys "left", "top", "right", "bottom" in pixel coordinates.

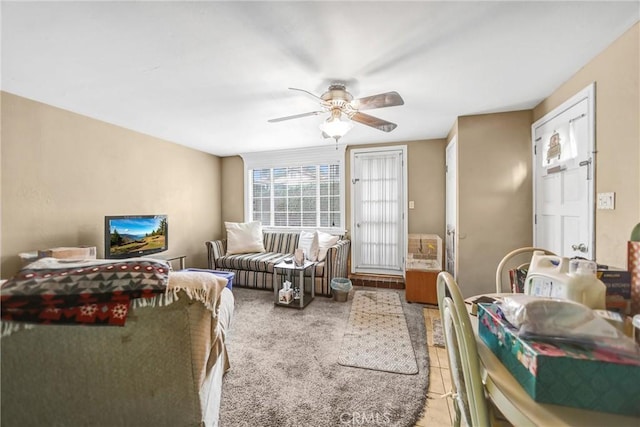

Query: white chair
[
  {"left": 437, "top": 271, "right": 490, "bottom": 427},
  {"left": 495, "top": 247, "right": 556, "bottom": 293}
]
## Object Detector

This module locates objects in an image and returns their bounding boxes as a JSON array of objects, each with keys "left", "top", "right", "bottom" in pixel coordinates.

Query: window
[{"left": 242, "top": 145, "right": 346, "bottom": 233}]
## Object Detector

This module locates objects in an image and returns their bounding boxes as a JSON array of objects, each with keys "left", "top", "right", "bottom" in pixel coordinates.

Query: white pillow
[
  {"left": 225, "top": 221, "right": 266, "bottom": 255},
  {"left": 316, "top": 231, "right": 339, "bottom": 262},
  {"left": 298, "top": 230, "right": 319, "bottom": 262}
]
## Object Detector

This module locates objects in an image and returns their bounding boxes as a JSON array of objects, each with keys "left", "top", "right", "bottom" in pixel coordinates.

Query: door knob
[{"left": 571, "top": 243, "right": 587, "bottom": 253}]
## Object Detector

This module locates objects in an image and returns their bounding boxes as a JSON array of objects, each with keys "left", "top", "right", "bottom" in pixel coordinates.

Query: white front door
[
  {"left": 445, "top": 137, "right": 458, "bottom": 278},
  {"left": 351, "top": 146, "right": 407, "bottom": 275},
  {"left": 533, "top": 84, "right": 595, "bottom": 259}
]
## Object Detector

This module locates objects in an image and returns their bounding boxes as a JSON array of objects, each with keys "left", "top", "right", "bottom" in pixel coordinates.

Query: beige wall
[
  {"left": 220, "top": 139, "right": 447, "bottom": 240},
  {"left": 405, "top": 140, "right": 447, "bottom": 235},
  {"left": 452, "top": 110, "right": 534, "bottom": 297},
  {"left": 1, "top": 92, "right": 223, "bottom": 278},
  {"left": 345, "top": 140, "right": 447, "bottom": 238},
  {"left": 221, "top": 155, "right": 245, "bottom": 233},
  {"left": 533, "top": 22, "right": 639, "bottom": 268}
]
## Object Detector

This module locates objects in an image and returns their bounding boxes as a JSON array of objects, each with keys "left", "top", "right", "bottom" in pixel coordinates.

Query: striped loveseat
[{"left": 205, "top": 232, "right": 350, "bottom": 296}]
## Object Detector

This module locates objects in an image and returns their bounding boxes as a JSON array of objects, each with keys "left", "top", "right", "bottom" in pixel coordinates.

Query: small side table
[{"left": 273, "top": 260, "right": 316, "bottom": 309}]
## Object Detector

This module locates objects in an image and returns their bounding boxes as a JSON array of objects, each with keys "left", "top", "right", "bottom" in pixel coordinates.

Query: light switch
[
  {"left": 409, "top": 201, "right": 415, "bottom": 209},
  {"left": 597, "top": 192, "right": 615, "bottom": 210}
]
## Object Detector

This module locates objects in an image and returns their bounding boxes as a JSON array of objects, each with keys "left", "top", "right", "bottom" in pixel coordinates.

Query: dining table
[{"left": 465, "top": 293, "right": 640, "bottom": 427}]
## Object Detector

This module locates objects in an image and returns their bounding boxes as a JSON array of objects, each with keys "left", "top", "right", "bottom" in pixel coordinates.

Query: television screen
[{"left": 105, "top": 215, "right": 168, "bottom": 259}]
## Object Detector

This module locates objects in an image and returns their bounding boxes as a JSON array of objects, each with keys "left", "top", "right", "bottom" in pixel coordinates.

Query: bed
[{"left": 1, "top": 259, "right": 234, "bottom": 427}]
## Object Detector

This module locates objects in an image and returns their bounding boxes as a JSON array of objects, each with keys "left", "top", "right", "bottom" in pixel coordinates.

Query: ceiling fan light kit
[
  {"left": 268, "top": 83, "right": 404, "bottom": 143},
  {"left": 319, "top": 109, "right": 354, "bottom": 142}
]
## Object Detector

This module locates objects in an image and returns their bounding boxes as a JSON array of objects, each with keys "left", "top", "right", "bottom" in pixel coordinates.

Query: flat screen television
[{"left": 105, "top": 215, "right": 168, "bottom": 259}]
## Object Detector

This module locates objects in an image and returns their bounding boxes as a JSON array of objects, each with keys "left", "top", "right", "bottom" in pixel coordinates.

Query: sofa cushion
[
  {"left": 225, "top": 221, "right": 266, "bottom": 255},
  {"left": 316, "top": 231, "right": 340, "bottom": 262},
  {"left": 215, "top": 252, "right": 291, "bottom": 273},
  {"left": 303, "top": 261, "right": 325, "bottom": 278},
  {"left": 298, "top": 230, "right": 319, "bottom": 262},
  {"left": 264, "top": 232, "right": 299, "bottom": 254}
]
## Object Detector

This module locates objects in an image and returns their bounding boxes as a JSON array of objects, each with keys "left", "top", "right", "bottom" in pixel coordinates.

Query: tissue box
[
  {"left": 278, "top": 288, "right": 293, "bottom": 304},
  {"left": 478, "top": 303, "right": 640, "bottom": 416}
]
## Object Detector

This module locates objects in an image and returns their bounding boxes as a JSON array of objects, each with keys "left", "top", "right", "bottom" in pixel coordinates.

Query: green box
[{"left": 478, "top": 303, "right": 640, "bottom": 416}]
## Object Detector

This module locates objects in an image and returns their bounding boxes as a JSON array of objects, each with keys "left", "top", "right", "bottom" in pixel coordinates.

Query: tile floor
[
  {"left": 348, "top": 279, "right": 470, "bottom": 425},
  {"left": 415, "top": 306, "right": 455, "bottom": 426}
]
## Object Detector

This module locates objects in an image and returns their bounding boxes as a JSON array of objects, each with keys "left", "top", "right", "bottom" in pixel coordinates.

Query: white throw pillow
[
  {"left": 298, "top": 230, "right": 319, "bottom": 262},
  {"left": 225, "top": 221, "right": 266, "bottom": 255},
  {"left": 316, "top": 231, "right": 339, "bottom": 262}
]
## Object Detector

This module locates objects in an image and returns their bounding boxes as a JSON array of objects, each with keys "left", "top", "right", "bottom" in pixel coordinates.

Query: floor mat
[{"left": 338, "top": 290, "right": 418, "bottom": 374}]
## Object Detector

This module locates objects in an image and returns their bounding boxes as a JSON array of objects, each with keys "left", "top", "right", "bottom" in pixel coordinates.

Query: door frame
[
  {"left": 445, "top": 136, "right": 458, "bottom": 279},
  {"left": 531, "top": 83, "right": 596, "bottom": 259},
  {"left": 350, "top": 145, "right": 408, "bottom": 275}
]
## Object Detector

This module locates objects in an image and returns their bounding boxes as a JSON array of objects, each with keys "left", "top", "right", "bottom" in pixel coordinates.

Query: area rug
[
  {"left": 219, "top": 287, "right": 429, "bottom": 427},
  {"left": 337, "top": 290, "right": 418, "bottom": 374},
  {"left": 431, "top": 318, "right": 445, "bottom": 348}
]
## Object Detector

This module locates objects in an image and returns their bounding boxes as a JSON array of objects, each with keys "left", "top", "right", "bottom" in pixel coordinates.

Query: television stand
[{"left": 157, "top": 254, "right": 186, "bottom": 270}]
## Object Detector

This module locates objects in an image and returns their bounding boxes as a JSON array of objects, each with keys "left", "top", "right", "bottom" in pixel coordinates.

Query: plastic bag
[
  {"left": 330, "top": 278, "right": 352, "bottom": 292},
  {"left": 499, "top": 294, "right": 640, "bottom": 359}
]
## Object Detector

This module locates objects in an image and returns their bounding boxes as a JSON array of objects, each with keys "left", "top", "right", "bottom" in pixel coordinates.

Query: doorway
[
  {"left": 532, "top": 84, "right": 595, "bottom": 259},
  {"left": 350, "top": 146, "right": 407, "bottom": 275}
]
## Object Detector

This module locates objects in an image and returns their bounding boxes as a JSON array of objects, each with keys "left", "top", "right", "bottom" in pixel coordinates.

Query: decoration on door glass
[
  {"left": 546, "top": 131, "right": 562, "bottom": 164},
  {"left": 541, "top": 123, "right": 577, "bottom": 168}
]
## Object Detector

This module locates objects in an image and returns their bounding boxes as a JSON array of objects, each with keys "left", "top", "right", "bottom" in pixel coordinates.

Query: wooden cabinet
[
  {"left": 405, "top": 269, "right": 439, "bottom": 305},
  {"left": 405, "top": 234, "right": 441, "bottom": 305}
]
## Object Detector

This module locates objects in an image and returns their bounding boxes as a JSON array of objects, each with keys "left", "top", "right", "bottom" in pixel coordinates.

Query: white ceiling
[{"left": 2, "top": 1, "right": 638, "bottom": 157}]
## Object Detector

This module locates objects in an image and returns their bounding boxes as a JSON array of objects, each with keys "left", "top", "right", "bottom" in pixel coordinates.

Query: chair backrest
[
  {"left": 437, "top": 271, "right": 490, "bottom": 427},
  {"left": 495, "top": 247, "right": 556, "bottom": 293}
]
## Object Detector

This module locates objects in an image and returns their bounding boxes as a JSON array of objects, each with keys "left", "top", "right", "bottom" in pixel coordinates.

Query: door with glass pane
[
  {"left": 533, "top": 84, "right": 594, "bottom": 259},
  {"left": 351, "top": 147, "right": 406, "bottom": 275}
]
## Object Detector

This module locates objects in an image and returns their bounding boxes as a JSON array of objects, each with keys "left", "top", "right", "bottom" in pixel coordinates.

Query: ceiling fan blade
[
  {"left": 268, "top": 111, "right": 323, "bottom": 123},
  {"left": 351, "top": 112, "right": 398, "bottom": 132},
  {"left": 352, "top": 91, "right": 404, "bottom": 110},
  {"left": 288, "top": 87, "right": 329, "bottom": 105}
]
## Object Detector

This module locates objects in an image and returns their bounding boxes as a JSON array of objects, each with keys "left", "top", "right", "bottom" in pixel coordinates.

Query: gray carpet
[
  {"left": 219, "top": 287, "right": 429, "bottom": 427},
  {"left": 338, "top": 291, "right": 418, "bottom": 374}
]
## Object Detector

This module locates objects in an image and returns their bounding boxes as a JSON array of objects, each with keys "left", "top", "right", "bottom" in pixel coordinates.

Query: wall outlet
[
  {"left": 409, "top": 200, "right": 415, "bottom": 209},
  {"left": 597, "top": 192, "right": 615, "bottom": 210}
]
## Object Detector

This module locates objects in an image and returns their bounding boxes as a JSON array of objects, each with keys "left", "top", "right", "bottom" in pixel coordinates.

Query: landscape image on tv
[{"left": 109, "top": 216, "right": 167, "bottom": 256}]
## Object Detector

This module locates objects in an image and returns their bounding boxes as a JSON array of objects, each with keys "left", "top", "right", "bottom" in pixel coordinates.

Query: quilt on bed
[{"left": 1, "top": 258, "right": 229, "bottom": 335}]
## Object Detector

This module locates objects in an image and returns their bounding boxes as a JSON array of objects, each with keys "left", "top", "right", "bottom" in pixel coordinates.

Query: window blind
[{"left": 241, "top": 145, "right": 346, "bottom": 232}]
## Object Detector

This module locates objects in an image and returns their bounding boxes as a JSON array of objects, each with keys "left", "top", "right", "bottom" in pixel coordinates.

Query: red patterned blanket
[{"left": 1, "top": 257, "right": 170, "bottom": 328}]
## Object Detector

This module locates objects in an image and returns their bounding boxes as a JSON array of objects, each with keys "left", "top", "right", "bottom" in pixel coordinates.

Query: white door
[
  {"left": 351, "top": 147, "right": 407, "bottom": 276},
  {"left": 533, "top": 84, "right": 595, "bottom": 259},
  {"left": 445, "top": 137, "right": 457, "bottom": 277}
]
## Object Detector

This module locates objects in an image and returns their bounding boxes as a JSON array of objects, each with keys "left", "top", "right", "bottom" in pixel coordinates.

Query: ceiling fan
[{"left": 268, "top": 84, "right": 404, "bottom": 142}]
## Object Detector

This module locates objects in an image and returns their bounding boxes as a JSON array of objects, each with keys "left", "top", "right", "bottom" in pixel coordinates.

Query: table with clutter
[{"left": 464, "top": 252, "right": 640, "bottom": 426}]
